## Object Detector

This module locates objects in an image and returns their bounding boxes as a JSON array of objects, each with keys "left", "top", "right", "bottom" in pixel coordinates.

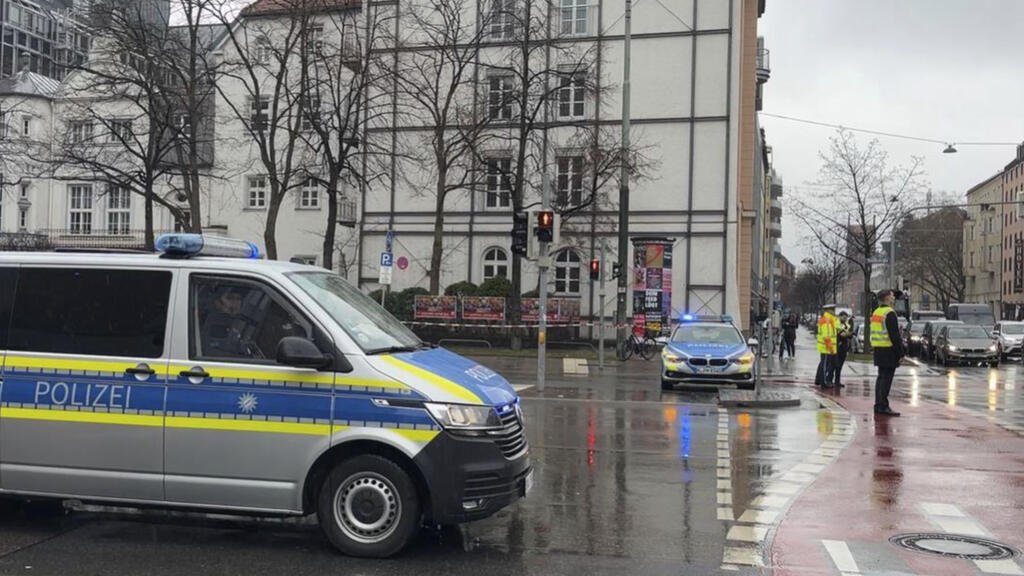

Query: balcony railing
[
  {"left": 756, "top": 47, "right": 771, "bottom": 83},
  {"left": 33, "top": 228, "right": 174, "bottom": 250},
  {"left": 338, "top": 198, "right": 357, "bottom": 227}
]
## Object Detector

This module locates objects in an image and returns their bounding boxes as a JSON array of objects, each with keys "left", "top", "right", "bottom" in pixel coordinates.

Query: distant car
[
  {"left": 906, "top": 322, "right": 927, "bottom": 357},
  {"left": 946, "top": 303, "right": 996, "bottom": 327},
  {"left": 661, "top": 316, "right": 756, "bottom": 391},
  {"left": 912, "top": 310, "right": 946, "bottom": 322},
  {"left": 934, "top": 324, "right": 998, "bottom": 367},
  {"left": 922, "top": 320, "right": 964, "bottom": 361},
  {"left": 992, "top": 321, "right": 1024, "bottom": 360}
]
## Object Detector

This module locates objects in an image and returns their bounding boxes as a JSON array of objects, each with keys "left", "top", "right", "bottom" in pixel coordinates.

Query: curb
[{"left": 718, "top": 389, "right": 802, "bottom": 408}]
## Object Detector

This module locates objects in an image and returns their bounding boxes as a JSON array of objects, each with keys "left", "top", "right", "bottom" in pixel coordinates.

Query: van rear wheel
[{"left": 317, "top": 454, "right": 421, "bottom": 558}]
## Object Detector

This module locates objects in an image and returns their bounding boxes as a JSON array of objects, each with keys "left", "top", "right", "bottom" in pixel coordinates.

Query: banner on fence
[
  {"left": 413, "top": 295, "right": 458, "bottom": 320},
  {"left": 520, "top": 298, "right": 581, "bottom": 323},
  {"left": 461, "top": 296, "right": 506, "bottom": 321}
]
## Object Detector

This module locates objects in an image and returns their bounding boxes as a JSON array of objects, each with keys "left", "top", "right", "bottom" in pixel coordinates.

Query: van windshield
[
  {"left": 288, "top": 271, "right": 423, "bottom": 354},
  {"left": 957, "top": 312, "right": 995, "bottom": 325}
]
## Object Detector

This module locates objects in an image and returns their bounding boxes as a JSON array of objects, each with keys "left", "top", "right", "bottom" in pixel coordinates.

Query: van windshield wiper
[{"left": 366, "top": 342, "right": 434, "bottom": 355}]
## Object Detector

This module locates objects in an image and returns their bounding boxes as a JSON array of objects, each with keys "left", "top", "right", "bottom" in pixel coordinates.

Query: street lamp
[{"left": 943, "top": 143, "right": 958, "bottom": 154}]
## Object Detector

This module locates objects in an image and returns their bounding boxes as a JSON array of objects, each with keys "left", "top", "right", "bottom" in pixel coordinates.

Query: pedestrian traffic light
[
  {"left": 589, "top": 258, "right": 600, "bottom": 280},
  {"left": 611, "top": 262, "right": 621, "bottom": 279},
  {"left": 511, "top": 212, "right": 528, "bottom": 257},
  {"left": 535, "top": 211, "right": 554, "bottom": 242}
]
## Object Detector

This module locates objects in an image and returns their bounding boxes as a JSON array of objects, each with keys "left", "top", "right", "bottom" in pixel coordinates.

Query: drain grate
[{"left": 889, "top": 533, "right": 1018, "bottom": 560}]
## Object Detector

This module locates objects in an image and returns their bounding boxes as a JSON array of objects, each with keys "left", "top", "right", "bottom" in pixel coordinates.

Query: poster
[
  {"left": 632, "top": 237, "right": 674, "bottom": 337},
  {"left": 521, "top": 298, "right": 581, "bottom": 323},
  {"left": 414, "top": 295, "right": 458, "bottom": 320},
  {"left": 462, "top": 297, "right": 506, "bottom": 321}
]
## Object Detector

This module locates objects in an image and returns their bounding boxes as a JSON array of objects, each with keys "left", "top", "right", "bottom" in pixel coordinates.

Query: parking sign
[{"left": 380, "top": 252, "right": 394, "bottom": 268}]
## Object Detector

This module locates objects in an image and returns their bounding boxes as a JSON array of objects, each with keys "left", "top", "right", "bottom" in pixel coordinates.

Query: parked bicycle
[{"left": 618, "top": 327, "right": 658, "bottom": 361}]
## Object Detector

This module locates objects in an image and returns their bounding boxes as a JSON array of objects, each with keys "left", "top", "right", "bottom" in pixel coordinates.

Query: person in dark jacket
[{"left": 870, "top": 289, "right": 905, "bottom": 416}]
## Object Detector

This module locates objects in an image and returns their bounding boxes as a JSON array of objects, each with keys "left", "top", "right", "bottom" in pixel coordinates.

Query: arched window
[
  {"left": 554, "top": 249, "right": 581, "bottom": 294},
  {"left": 483, "top": 247, "right": 508, "bottom": 281}
]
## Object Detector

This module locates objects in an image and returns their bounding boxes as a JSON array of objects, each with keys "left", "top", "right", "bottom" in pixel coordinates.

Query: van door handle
[
  {"left": 125, "top": 365, "right": 156, "bottom": 376},
  {"left": 179, "top": 368, "right": 210, "bottom": 379}
]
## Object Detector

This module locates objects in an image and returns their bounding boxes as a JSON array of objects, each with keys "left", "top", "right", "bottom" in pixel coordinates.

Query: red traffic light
[
  {"left": 535, "top": 210, "right": 554, "bottom": 242},
  {"left": 589, "top": 259, "right": 600, "bottom": 280}
]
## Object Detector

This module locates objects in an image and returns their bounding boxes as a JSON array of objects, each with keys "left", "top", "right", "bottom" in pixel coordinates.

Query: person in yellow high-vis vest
[
  {"left": 815, "top": 304, "right": 838, "bottom": 387},
  {"left": 871, "top": 289, "right": 906, "bottom": 416}
]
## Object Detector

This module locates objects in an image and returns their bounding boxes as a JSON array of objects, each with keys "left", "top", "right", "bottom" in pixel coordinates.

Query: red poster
[
  {"left": 461, "top": 297, "right": 506, "bottom": 321},
  {"left": 413, "top": 295, "right": 458, "bottom": 320}
]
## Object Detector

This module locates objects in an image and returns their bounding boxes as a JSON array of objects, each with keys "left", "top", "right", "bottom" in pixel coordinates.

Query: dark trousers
[
  {"left": 785, "top": 337, "right": 796, "bottom": 358},
  {"left": 815, "top": 354, "right": 835, "bottom": 386},
  {"left": 833, "top": 347, "right": 848, "bottom": 385},
  {"left": 875, "top": 366, "right": 895, "bottom": 412}
]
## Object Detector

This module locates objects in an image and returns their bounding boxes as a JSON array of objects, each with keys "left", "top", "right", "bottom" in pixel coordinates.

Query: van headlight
[{"left": 424, "top": 403, "right": 501, "bottom": 429}]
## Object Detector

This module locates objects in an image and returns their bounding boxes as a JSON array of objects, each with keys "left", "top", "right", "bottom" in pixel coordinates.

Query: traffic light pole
[
  {"left": 615, "top": 0, "right": 632, "bottom": 351},
  {"left": 599, "top": 241, "right": 606, "bottom": 370},
  {"left": 537, "top": 176, "right": 551, "bottom": 392}
]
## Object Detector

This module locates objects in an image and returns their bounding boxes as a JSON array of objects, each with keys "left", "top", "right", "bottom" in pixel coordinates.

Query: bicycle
[{"left": 618, "top": 329, "right": 658, "bottom": 361}]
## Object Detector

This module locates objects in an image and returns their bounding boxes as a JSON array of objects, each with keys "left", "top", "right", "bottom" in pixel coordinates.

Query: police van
[{"left": 0, "top": 235, "right": 531, "bottom": 557}]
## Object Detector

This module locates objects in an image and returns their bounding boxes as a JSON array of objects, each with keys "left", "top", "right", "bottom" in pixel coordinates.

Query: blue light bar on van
[{"left": 155, "top": 234, "right": 261, "bottom": 259}]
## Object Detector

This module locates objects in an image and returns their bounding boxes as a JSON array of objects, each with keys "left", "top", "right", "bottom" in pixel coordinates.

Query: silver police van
[{"left": 0, "top": 235, "right": 531, "bottom": 557}]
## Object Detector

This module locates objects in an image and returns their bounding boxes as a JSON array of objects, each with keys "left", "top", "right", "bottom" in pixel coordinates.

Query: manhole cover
[{"left": 889, "top": 533, "right": 1018, "bottom": 560}]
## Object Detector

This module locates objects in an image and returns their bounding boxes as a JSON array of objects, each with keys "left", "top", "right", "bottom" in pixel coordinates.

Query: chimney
[{"left": 18, "top": 52, "right": 30, "bottom": 73}]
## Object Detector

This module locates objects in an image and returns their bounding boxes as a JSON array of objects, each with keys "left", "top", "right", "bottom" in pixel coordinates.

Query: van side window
[
  {"left": 190, "top": 275, "right": 313, "bottom": 363},
  {"left": 8, "top": 268, "right": 171, "bottom": 358},
  {"left": 0, "top": 267, "right": 18, "bottom": 349}
]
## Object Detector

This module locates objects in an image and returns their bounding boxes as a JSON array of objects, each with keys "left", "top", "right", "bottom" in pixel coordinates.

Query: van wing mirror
[{"left": 277, "top": 336, "right": 332, "bottom": 369}]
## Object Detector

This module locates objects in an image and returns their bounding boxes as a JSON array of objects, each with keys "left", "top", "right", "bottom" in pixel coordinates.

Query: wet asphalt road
[{"left": 0, "top": 331, "right": 1018, "bottom": 575}]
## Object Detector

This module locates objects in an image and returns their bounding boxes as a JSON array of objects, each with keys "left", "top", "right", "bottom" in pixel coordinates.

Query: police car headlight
[
  {"left": 947, "top": 345, "right": 957, "bottom": 352},
  {"left": 910, "top": 336, "right": 921, "bottom": 342},
  {"left": 424, "top": 403, "right": 501, "bottom": 429},
  {"left": 663, "top": 352, "right": 684, "bottom": 363},
  {"left": 733, "top": 353, "right": 754, "bottom": 365}
]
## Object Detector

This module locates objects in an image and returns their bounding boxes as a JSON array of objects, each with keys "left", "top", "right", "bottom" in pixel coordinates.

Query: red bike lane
[{"left": 769, "top": 389, "right": 1024, "bottom": 576}]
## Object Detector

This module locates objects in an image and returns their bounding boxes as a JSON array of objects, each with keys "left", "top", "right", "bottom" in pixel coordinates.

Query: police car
[
  {"left": 0, "top": 235, "right": 531, "bottom": 558},
  {"left": 660, "top": 315, "right": 756, "bottom": 390}
]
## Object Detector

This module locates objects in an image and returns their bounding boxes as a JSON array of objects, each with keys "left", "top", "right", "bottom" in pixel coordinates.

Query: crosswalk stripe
[{"left": 822, "top": 540, "right": 859, "bottom": 574}]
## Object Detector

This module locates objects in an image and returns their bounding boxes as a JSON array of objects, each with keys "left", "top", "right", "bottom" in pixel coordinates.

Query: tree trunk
[
  {"left": 428, "top": 176, "right": 446, "bottom": 294},
  {"left": 323, "top": 176, "right": 339, "bottom": 270},
  {"left": 862, "top": 266, "right": 872, "bottom": 354},
  {"left": 144, "top": 185, "right": 155, "bottom": 250},
  {"left": 265, "top": 184, "right": 281, "bottom": 259}
]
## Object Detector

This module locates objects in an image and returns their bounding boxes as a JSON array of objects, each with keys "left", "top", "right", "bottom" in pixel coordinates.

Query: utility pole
[
  {"left": 766, "top": 238, "right": 775, "bottom": 370},
  {"left": 537, "top": 176, "right": 551, "bottom": 391},
  {"left": 599, "top": 240, "right": 606, "bottom": 370},
  {"left": 615, "top": 0, "right": 632, "bottom": 349}
]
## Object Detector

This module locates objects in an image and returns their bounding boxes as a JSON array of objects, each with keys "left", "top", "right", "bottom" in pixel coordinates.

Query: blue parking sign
[{"left": 380, "top": 252, "right": 393, "bottom": 267}]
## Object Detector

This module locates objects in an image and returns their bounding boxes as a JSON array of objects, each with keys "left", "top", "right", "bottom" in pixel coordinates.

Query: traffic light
[
  {"left": 589, "top": 258, "right": 600, "bottom": 280},
  {"left": 511, "top": 212, "right": 528, "bottom": 257},
  {"left": 611, "top": 262, "right": 622, "bottom": 279},
  {"left": 535, "top": 211, "right": 554, "bottom": 242}
]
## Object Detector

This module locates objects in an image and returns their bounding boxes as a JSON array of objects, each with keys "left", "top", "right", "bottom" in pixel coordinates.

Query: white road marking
[
  {"left": 821, "top": 540, "right": 860, "bottom": 574},
  {"left": 717, "top": 458, "right": 731, "bottom": 467},
  {"left": 921, "top": 502, "right": 965, "bottom": 517},
  {"left": 737, "top": 509, "right": 778, "bottom": 524},
  {"left": 717, "top": 479, "right": 731, "bottom": 491},
  {"left": 717, "top": 492, "right": 732, "bottom": 505},
  {"left": 792, "top": 463, "right": 826, "bottom": 474},
  {"left": 726, "top": 525, "right": 768, "bottom": 543},
  {"left": 716, "top": 468, "right": 731, "bottom": 478},
  {"left": 975, "top": 559, "right": 1024, "bottom": 575},
  {"left": 717, "top": 449, "right": 731, "bottom": 458},
  {"left": 749, "top": 495, "right": 789, "bottom": 508},
  {"left": 780, "top": 471, "right": 816, "bottom": 483},
  {"left": 932, "top": 516, "right": 986, "bottom": 536},
  {"left": 722, "top": 545, "right": 763, "bottom": 566},
  {"left": 512, "top": 384, "right": 534, "bottom": 392},
  {"left": 764, "top": 482, "right": 801, "bottom": 495},
  {"left": 718, "top": 507, "right": 735, "bottom": 521}
]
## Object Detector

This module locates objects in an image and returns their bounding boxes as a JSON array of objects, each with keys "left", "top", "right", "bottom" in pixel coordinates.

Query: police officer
[
  {"left": 871, "top": 289, "right": 905, "bottom": 416},
  {"left": 831, "top": 311, "right": 853, "bottom": 388},
  {"left": 815, "top": 304, "right": 838, "bottom": 387}
]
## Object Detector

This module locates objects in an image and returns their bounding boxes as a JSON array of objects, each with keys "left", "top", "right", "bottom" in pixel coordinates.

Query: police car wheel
[
  {"left": 660, "top": 378, "right": 674, "bottom": 391},
  {"left": 318, "top": 455, "right": 420, "bottom": 558}
]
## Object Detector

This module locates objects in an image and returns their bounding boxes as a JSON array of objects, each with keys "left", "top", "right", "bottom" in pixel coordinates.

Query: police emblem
[{"left": 238, "top": 392, "right": 258, "bottom": 414}]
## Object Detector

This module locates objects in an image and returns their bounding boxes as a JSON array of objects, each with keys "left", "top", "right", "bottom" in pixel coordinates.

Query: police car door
[
  {"left": 0, "top": 266, "right": 173, "bottom": 501},
  {"left": 163, "top": 272, "right": 334, "bottom": 512}
]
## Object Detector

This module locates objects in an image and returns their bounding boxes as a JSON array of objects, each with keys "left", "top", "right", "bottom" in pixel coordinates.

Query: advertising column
[{"left": 631, "top": 237, "right": 674, "bottom": 337}]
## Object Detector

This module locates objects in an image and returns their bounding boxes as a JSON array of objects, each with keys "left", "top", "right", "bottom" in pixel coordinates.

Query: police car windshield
[
  {"left": 672, "top": 324, "right": 742, "bottom": 345},
  {"left": 288, "top": 271, "right": 422, "bottom": 353}
]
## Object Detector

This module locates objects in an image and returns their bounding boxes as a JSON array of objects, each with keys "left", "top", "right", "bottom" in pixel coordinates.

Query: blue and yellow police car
[{"left": 661, "top": 315, "right": 756, "bottom": 390}]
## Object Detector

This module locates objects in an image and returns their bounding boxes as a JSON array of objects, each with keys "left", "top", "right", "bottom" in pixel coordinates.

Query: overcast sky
[{"left": 758, "top": 0, "right": 1024, "bottom": 267}]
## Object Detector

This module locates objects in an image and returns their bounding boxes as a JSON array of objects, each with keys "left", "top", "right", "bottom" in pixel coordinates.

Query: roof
[
  {"left": 0, "top": 251, "right": 314, "bottom": 274},
  {"left": 965, "top": 171, "right": 1002, "bottom": 197},
  {"left": 0, "top": 69, "right": 60, "bottom": 98},
  {"left": 241, "top": 0, "right": 359, "bottom": 16}
]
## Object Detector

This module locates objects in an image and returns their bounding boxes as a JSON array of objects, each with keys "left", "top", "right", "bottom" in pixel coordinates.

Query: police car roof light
[
  {"left": 155, "top": 234, "right": 262, "bottom": 259},
  {"left": 681, "top": 314, "right": 695, "bottom": 322}
]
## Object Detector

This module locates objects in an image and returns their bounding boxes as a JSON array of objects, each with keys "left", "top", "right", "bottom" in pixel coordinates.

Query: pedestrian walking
[
  {"left": 871, "top": 289, "right": 905, "bottom": 416},
  {"left": 783, "top": 313, "right": 798, "bottom": 359},
  {"left": 815, "top": 304, "right": 838, "bottom": 387},
  {"left": 831, "top": 311, "right": 853, "bottom": 388}
]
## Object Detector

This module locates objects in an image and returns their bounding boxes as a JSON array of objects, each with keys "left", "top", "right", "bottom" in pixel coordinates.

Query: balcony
[
  {"left": 770, "top": 197, "right": 782, "bottom": 219},
  {"left": 338, "top": 197, "right": 357, "bottom": 227},
  {"left": 756, "top": 38, "right": 771, "bottom": 84},
  {"left": 770, "top": 182, "right": 783, "bottom": 198},
  {"left": 769, "top": 219, "right": 782, "bottom": 239}
]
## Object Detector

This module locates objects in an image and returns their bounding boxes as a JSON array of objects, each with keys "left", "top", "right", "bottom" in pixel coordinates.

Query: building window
[
  {"left": 557, "top": 71, "right": 586, "bottom": 119},
  {"left": 306, "top": 24, "right": 324, "bottom": 53},
  {"left": 70, "top": 121, "right": 93, "bottom": 143},
  {"left": 18, "top": 206, "right": 27, "bottom": 230},
  {"left": 970, "top": 252, "right": 974, "bottom": 268},
  {"left": 483, "top": 247, "right": 508, "bottom": 281},
  {"left": 69, "top": 184, "right": 93, "bottom": 234},
  {"left": 299, "top": 178, "right": 320, "bottom": 209},
  {"left": 484, "top": 157, "right": 511, "bottom": 209},
  {"left": 301, "top": 95, "right": 321, "bottom": 132},
  {"left": 175, "top": 114, "right": 192, "bottom": 139},
  {"left": 21, "top": 115, "right": 30, "bottom": 136},
  {"left": 107, "top": 185, "right": 131, "bottom": 234},
  {"left": 249, "top": 95, "right": 269, "bottom": 132},
  {"left": 247, "top": 176, "right": 267, "bottom": 209},
  {"left": 0, "top": 109, "right": 7, "bottom": 138},
  {"left": 555, "top": 155, "right": 584, "bottom": 209},
  {"left": 253, "top": 39, "right": 273, "bottom": 64},
  {"left": 109, "top": 119, "right": 132, "bottom": 143},
  {"left": 488, "top": 0, "right": 516, "bottom": 40},
  {"left": 487, "top": 75, "right": 515, "bottom": 121},
  {"left": 554, "top": 249, "right": 581, "bottom": 294},
  {"left": 559, "top": 0, "right": 590, "bottom": 36},
  {"left": 20, "top": 182, "right": 29, "bottom": 199}
]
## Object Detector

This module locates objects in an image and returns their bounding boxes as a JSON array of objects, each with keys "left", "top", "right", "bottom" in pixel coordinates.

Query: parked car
[
  {"left": 922, "top": 320, "right": 964, "bottom": 361},
  {"left": 992, "top": 321, "right": 1024, "bottom": 360},
  {"left": 934, "top": 324, "right": 999, "bottom": 367},
  {"left": 912, "top": 310, "right": 946, "bottom": 322},
  {"left": 906, "top": 322, "right": 927, "bottom": 357},
  {"left": 946, "top": 303, "right": 996, "bottom": 327}
]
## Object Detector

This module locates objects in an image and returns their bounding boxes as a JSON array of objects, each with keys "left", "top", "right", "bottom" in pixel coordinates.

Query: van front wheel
[{"left": 317, "top": 454, "right": 421, "bottom": 558}]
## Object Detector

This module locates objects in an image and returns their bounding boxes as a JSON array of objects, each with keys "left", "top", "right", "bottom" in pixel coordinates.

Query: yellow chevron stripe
[
  {"left": 1, "top": 407, "right": 163, "bottom": 427},
  {"left": 4, "top": 355, "right": 154, "bottom": 374},
  {"left": 393, "top": 429, "right": 440, "bottom": 443},
  {"left": 165, "top": 416, "right": 331, "bottom": 436},
  {"left": 379, "top": 356, "right": 483, "bottom": 405}
]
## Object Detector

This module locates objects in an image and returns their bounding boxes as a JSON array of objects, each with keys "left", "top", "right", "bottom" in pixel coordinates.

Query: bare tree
[
  {"left": 896, "top": 207, "right": 966, "bottom": 310},
  {"left": 790, "top": 129, "right": 926, "bottom": 350},
  {"left": 383, "top": 0, "right": 495, "bottom": 294}
]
